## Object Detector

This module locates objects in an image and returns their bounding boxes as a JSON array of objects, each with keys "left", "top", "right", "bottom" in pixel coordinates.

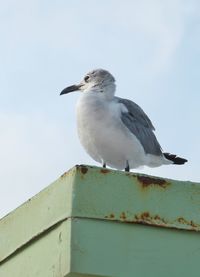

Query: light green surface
[
  {"left": 1, "top": 217, "right": 200, "bottom": 277},
  {"left": 0, "top": 219, "right": 106, "bottom": 277},
  {"left": 0, "top": 221, "right": 70, "bottom": 277},
  {"left": 0, "top": 168, "right": 74, "bottom": 262},
  {"left": 71, "top": 218, "right": 200, "bottom": 277},
  {"left": 0, "top": 165, "right": 200, "bottom": 276}
]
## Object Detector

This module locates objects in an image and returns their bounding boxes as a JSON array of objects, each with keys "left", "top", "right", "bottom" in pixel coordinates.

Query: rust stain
[
  {"left": 60, "top": 172, "right": 68, "bottom": 178},
  {"left": 140, "top": 212, "right": 150, "bottom": 220},
  {"left": 120, "top": 212, "right": 127, "bottom": 220},
  {"left": 105, "top": 213, "right": 115, "bottom": 219},
  {"left": 177, "top": 217, "right": 187, "bottom": 224},
  {"left": 103, "top": 211, "right": 199, "bottom": 231},
  {"left": 154, "top": 215, "right": 161, "bottom": 221},
  {"left": 190, "top": 221, "right": 197, "bottom": 228},
  {"left": 134, "top": 213, "right": 199, "bottom": 231},
  {"left": 177, "top": 217, "right": 198, "bottom": 229},
  {"left": 75, "top": 165, "right": 89, "bottom": 175},
  {"left": 134, "top": 214, "right": 139, "bottom": 220},
  {"left": 134, "top": 212, "right": 167, "bottom": 226},
  {"left": 137, "top": 175, "right": 169, "bottom": 188},
  {"left": 80, "top": 166, "right": 88, "bottom": 175},
  {"left": 100, "top": 168, "right": 111, "bottom": 174}
]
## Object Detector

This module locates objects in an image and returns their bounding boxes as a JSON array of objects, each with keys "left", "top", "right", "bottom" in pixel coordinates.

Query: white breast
[
  {"left": 76, "top": 92, "right": 146, "bottom": 169},
  {"left": 76, "top": 93, "right": 105, "bottom": 163}
]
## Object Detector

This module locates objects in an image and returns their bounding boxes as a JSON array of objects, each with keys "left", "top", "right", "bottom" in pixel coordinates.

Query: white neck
[{"left": 83, "top": 83, "right": 116, "bottom": 101}]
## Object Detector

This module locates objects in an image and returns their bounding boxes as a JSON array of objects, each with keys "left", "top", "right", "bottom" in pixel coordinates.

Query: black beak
[{"left": 60, "top": 84, "right": 81, "bottom": 95}]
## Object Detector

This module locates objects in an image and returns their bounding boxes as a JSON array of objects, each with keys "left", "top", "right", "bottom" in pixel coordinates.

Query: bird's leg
[
  {"left": 102, "top": 162, "right": 106, "bottom": 168},
  {"left": 125, "top": 161, "right": 130, "bottom": 172}
]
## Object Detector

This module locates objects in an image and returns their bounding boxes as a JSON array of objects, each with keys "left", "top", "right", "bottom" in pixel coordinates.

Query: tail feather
[{"left": 163, "top": 153, "right": 188, "bottom": 165}]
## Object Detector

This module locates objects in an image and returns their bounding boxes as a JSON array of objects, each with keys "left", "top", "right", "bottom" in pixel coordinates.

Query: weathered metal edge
[
  {"left": 1, "top": 165, "right": 200, "bottom": 264},
  {"left": 71, "top": 165, "right": 200, "bottom": 232}
]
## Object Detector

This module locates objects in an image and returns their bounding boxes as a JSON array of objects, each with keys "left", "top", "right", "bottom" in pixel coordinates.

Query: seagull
[{"left": 60, "top": 69, "right": 187, "bottom": 172}]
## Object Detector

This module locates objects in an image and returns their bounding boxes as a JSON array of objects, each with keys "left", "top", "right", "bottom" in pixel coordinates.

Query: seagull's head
[{"left": 60, "top": 69, "right": 116, "bottom": 99}]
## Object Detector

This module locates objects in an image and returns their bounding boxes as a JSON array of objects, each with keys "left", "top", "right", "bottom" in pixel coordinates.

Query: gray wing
[{"left": 116, "top": 97, "right": 162, "bottom": 156}]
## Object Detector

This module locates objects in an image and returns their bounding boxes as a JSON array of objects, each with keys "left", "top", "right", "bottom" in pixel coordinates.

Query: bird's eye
[{"left": 84, "top": 75, "right": 90, "bottom": 82}]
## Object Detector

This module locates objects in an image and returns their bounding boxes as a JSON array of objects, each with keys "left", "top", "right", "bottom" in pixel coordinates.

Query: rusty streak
[
  {"left": 137, "top": 175, "right": 169, "bottom": 188},
  {"left": 100, "top": 168, "right": 111, "bottom": 174}
]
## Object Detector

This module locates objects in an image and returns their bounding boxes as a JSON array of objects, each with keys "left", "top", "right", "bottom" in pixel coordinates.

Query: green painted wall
[{"left": 0, "top": 165, "right": 200, "bottom": 276}]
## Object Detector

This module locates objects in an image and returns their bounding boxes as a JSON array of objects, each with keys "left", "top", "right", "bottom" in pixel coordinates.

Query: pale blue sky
[{"left": 1, "top": 0, "right": 200, "bottom": 218}]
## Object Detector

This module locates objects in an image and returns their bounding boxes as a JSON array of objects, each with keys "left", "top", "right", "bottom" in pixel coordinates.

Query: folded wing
[{"left": 117, "top": 97, "right": 162, "bottom": 156}]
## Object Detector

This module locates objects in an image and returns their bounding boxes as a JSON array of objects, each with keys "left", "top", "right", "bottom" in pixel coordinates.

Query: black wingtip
[{"left": 163, "top": 153, "right": 188, "bottom": 165}]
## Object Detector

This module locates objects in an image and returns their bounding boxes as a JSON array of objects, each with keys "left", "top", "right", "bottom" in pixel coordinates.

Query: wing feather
[{"left": 117, "top": 97, "right": 162, "bottom": 156}]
